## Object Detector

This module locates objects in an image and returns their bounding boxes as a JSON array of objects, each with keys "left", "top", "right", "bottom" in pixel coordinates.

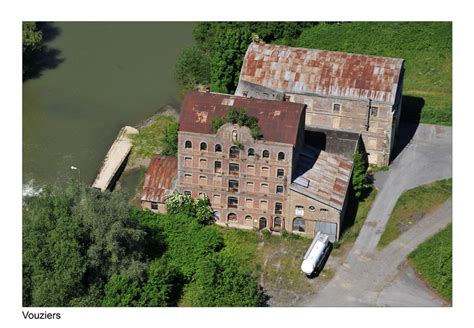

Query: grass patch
[
  {"left": 216, "top": 227, "right": 316, "bottom": 304},
  {"left": 378, "top": 179, "right": 452, "bottom": 249},
  {"left": 295, "top": 22, "right": 452, "bottom": 126},
  {"left": 338, "top": 187, "right": 378, "bottom": 248},
  {"left": 130, "top": 116, "right": 177, "bottom": 162},
  {"left": 408, "top": 224, "right": 452, "bottom": 302},
  {"left": 368, "top": 165, "right": 389, "bottom": 174}
]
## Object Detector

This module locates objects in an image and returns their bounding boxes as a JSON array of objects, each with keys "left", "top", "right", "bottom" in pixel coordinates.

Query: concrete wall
[{"left": 287, "top": 188, "right": 342, "bottom": 240}]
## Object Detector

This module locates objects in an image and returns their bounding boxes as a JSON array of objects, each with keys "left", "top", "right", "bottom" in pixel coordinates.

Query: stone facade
[{"left": 177, "top": 123, "right": 296, "bottom": 232}]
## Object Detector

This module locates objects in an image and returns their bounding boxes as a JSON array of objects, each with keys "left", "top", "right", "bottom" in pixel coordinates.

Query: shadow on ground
[
  {"left": 390, "top": 95, "right": 424, "bottom": 162},
  {"left": 23, "top": 22, "right": 65, "bottom": 82}
]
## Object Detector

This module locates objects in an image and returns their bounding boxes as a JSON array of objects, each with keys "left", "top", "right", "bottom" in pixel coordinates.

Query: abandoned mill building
[
  {"left": 172, "top": 91, "right": 354, "bottom": 241},
  {"left": 235, "top": 42, "right": 405, "bottom": 165}
]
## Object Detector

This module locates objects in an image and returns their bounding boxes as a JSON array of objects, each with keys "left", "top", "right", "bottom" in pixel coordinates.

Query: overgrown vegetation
[
  {"left": 175, "top": 22, "right": 317, "bottom": 95},
  {"left": 130, "top": 116, "right": 178, "bottom": 161},
  {"left": 211, "top": 107, "right": 262, "bottom": 139},
  {"left": 408, "top": 224, "right": 452, "bottom": 302},
  {"left": 23, "top": 184, "right": 265, "bottom": 307},
  {"left": 22, "top": 22, "right": 43, "bottom": 78},
  {"left": 378, "top": 178, "right": 452, "bottom": 249},
  {"left": 295, "top": 22, "right": 452, "bottom": 126},
  {"left": 351, "top": 151, "right": 368, "bottom": 199}
]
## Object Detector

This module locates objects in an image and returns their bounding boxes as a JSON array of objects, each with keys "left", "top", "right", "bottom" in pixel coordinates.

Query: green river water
[{"left": 22, "top": 22, "right": 195, "bottom": 191}]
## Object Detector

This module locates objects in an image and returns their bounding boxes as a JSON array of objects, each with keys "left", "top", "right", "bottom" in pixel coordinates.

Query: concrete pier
[{"left": 92, "top": 126, "right": 138, "bottom": 191}]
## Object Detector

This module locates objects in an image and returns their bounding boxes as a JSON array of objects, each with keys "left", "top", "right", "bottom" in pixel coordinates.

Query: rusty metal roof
[
  {"left": 179, "top": 91, "right": 305, "bottom": 145},
  {"left": 237, "top": 42, "right": 404, "bottom": 104},
  {"left": 141, "top": 156, "right": 178, "bottom": 203},
  {"left": 291, "top": 147, "right": 353, "bottom": 210}
]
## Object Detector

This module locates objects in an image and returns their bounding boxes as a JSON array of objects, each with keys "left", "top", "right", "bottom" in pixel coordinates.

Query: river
[{"left": 22, "top": 22, "right": 195, "bottom": 191}]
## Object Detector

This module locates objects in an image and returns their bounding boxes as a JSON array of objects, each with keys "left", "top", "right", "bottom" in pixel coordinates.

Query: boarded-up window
[
  {"left": 261, "top": 183, "right": 269, "bottom": 194},
  {"left": 260, "top": 200, "right": 268, "bottom": 210},
  {"left": 199, "top": 158, "right": 207, "bottom": 169},
  {"left": 199, "top": 175, "right": 207, "bottom": 185},
  {"left": 184, "top": 173, "right": 192, "bottom": 183},
  {"left": 212, "top": 194, "right": 221, "bottom": 205},
  {"left": 246, "top": 181, "right": 254, "bottom": 191},
  {"left": 245, "top": 198, "right": 253, "bottom": 208},
  {"left": 184, "top": 157, "right": 192, "bottom": 167},
  {"left": 247, "top": 164, "right": 255, "bottom": 175},
  {"left": 214, "top": 176, "right": 222, "bottom": 187},
  {"left": 261, "top": 166, "right": 269, "bottom": 177}
]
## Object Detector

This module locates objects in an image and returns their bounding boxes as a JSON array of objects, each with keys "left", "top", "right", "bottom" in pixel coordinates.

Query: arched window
[
  {"left": 215, "top": 144, "right": 222, "bottom": 152},
  {"left": 245, "top": 215, "right": 252, "bottom": 221},
  {"left": 229, "top": 146, "right": 240, "bottom": 159},
  {"left": 200, "top": 142, "right": 207, "bottom": 151},
  {"left": 185, "top": 140, "right": 192, "bottom": 149},
  {"left": 227, "top": 213, "right": 238, "bottom": 221},
  {"left": 273, "top": 217, "right": 282, "bottom": 232},
  {"left": 278, "top": 152, "right": 285, "bottom": 161},
  {"left": 259, "top": 217, "right": 267, "bottom": 230},
  {"left": 248, "top": 148, "right": 255, "bottom": 157},
  {"left": 292, "top": 218, "right": 305, "bottom": 232},
  {"left": 262, "top": 150, "right": 270, "bottom": 158}
]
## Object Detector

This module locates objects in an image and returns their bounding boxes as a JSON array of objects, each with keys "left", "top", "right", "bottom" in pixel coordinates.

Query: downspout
[{"left": 365, "top": 98, "right": 372, "bottom": 131}]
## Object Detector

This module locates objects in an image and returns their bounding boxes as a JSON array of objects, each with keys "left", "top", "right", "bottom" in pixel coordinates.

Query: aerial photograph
[{"left": 21, "top": 21, "right": 452, "bottom": 310}]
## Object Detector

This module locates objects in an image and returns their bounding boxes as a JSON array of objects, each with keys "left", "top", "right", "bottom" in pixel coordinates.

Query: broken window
[
  {"left": 200, "top": 142, "right": 207, "bottom": 151},
  {"left": 228, "top": 179, "right": 239, "bottom": 192},
  {"left": 262, "top": 150, "right": 270, "bottom": 158},
  {"left": 370, "top": 106, "right": 379, "bottom": 117},
  {"left": 333, "top": 103, "right": 341, "bottom": 113},
  {"left": 275, "top": 202, "right": 283, "bottom": 215},
  {"left": 185, "top": 140, "right": 192, "bottom": 149},
  {"left": 214, "top": 161, "right": 222, "bottom": 174},
  {"left": 215, "top": 144, "right": 222, "bottom": 152},
  {"left": 229, "top": 146, "right": 240, "bottom": 159},
  {"left": 278, "top": 152, "right": 285, "bottom": 161},
  {"left": 293, "top": 218, "right": 305, "bottom": 232},
  {"left": 277, "top": 168, "right": 285, "bottom": 178},
  {"left": 227, "top": 196, "right": 238, "bottom": 208},
  {"left": 229, "top": 163, "right": 240, "bottom": 176},
  {"left": 276, "top": 185, "right": 284, "bottom": 194}
]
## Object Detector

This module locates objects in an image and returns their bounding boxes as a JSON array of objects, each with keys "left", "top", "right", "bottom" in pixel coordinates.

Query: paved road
[{"left": 301, "top": 124, "right": 452, "bottom": 306}]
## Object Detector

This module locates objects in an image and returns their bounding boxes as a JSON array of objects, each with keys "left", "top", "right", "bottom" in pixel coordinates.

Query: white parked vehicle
[{"left": 301, "top": 232, "right": 330, "bottom": 276}]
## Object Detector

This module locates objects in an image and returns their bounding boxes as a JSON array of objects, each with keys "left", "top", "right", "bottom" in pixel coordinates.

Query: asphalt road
[{"left": 301, "top": 123, "right": 452, "bottom": 306}]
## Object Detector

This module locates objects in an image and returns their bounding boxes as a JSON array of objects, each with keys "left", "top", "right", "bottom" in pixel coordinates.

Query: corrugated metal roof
[
  {"left": 291, "top": 147, "right": 353, "bottom": 210},
  {"left": 179, "top": 91, "right": 305, "bottom": 145},
  {"left": 237, "top": 42, "right": 404, "bottom": 104},
  {"left": 141, "top": 156, "right": 178, "bottom": 203}
]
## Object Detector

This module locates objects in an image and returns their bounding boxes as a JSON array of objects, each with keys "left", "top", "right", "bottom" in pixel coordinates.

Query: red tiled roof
[
  {"left": 179, "top": 91, "right": 305, "bottom": 145},
  {"left": 141, "top": 156, "right": 177, "bottom": 203},
  {"left": 291, "top": 148, "right": 353, "bottom": 210},
  {"left": 238, "top": 42, "right": 404, "bottom": 104}
]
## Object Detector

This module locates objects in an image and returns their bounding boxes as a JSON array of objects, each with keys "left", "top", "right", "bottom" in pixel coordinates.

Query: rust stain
[{"left": 141, "top": 156, "right": 178, "bottom": 203}]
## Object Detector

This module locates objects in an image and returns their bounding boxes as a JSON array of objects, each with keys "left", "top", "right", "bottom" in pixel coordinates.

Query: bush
[
  {"left": 351, "top": 151, "right": 367, "bottom": 199},
  {"left": 165, "top": 192, "right": 214, "bottom": 224},
  {"left": 211, "top": 107, "right": 262, "bottom": 139},
  {"left": 175, "top": 46, "right": 211, "bottom": 94},
  {"left": 160, "top": 121, "right": 179, "bottom": 156}
]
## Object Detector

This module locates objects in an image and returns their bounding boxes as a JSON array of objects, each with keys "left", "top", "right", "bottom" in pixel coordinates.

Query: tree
[
  {"left": 22, "top": 182, "right": 147, "bottom": 306},
  {"left": 351, "top": 151, "right": 367, "bottom": 198},
  {"left": 184, "top": 254, "right": 265, "bottom": 306},
  {"left": 211, "top": 107, "right": 261, "bottom": 139},
  {"left": 159, "top": 120, "right": 179, "bottom": 156},
  {"left": 175, "top": 47, "right": 211, "bottom": 94},
  {"left": 22, "top": 22, "right": 43, "bottom": 77}
]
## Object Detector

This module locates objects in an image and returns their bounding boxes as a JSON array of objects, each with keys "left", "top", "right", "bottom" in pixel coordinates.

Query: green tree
[
  {"left": 159, "top": 120, "right": 179, "bottom": 156},
  {"left": 23, "top": 182, "right": 147, "bottom": 306},
  {"left": 175, "top": 47, "right": 211, "bottom": 94},
  {"left": 211, "top": 108, "right": 261, "bottom": 139},
  {"left": 184, "top": 254, "right": 265, "bottom": 306},
  {"left": 22, "top": 22, "right": 43, "bottom": 77},
  {"left": 351, "top": 151, "right": 367, "bottom": 198}
]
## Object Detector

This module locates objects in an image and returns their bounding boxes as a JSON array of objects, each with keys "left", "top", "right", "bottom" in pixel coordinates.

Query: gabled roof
[
  {"left": 237, "top": 42, "right": 404, "bottom": 104},
  {"left": 179, "top": 91, "right": 305, "bottom": 145},
  {"left": 141, "top": 156, "right": 177, "bottom": 203},
  {"left": 291, "top": 147, "right": 353, "bottom": 211}
]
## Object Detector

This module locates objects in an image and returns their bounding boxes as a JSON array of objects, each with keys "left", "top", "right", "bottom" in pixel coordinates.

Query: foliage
[
  {"left": 175, "top": 46, "right": 211, "bottom": 94},
  {"left": 136, "top": 209, "right": 223, "bottom": 280},
  {"left": 102, "top": 257, "right": 179, "bottom": 307},
  {"left": 211, "top": 107, "right": 262, "bottom": 139},
  {"left": 22, "top": 181, "right": 147, "bottom": 306},
  {"left": 130, "top": 116, "right": 177, "bottom": 161},
  {"left": 22, "top": 22, "right": 43, "bottom": 77},
  {"left": 176, "top": 22, "right": 317, "bottom": 95},
  {"left": 408, "top": 224, "right": 452, "bottom": 301},
  {"left": 295, "top": 22, "right": 452, "bottom": 126},
  {"left": 378, "top": 179, "right": 452, "bottom": 249},
  {"left": 165, "top": 192, "right": 214, "bottom": 224},
  {"left": 183, "top": 253, "right": 265, "bottom": 306},
  {"left": 159, "top": 120, "right": 179, "bottom": 156},
  {"left": 351, "top": 151, "right": 367, "bottom": 199}
]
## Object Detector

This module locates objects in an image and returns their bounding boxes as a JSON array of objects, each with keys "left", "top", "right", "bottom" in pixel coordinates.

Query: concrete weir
[{"left": 92, "top": 126, "right": 138, "bottom": 191}]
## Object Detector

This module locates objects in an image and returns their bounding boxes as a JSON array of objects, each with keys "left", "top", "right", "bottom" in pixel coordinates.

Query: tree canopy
[{"left": 211, "top": 107, "right": 262, "bottom": 139}]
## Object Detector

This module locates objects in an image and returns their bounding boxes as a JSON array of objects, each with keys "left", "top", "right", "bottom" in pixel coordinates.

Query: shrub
[
  {"left": 351, "top": 151, "right": 367, "bottom": 199},
  {"left": 211, "top": 107, "right": 262, "bottom": 139}
]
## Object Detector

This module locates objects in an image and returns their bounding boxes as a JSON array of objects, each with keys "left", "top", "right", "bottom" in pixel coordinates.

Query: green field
[
  {"left": 295, "top": 22, "right": 452, "bottom": 126},
  {"left": 378, "top": 179, "right": 452, "bottom": 249},
  {"left": 408, "top": 224, "right": 452, "bottom": 301}
]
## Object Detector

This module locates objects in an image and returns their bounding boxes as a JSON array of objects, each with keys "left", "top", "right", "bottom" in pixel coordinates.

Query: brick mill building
[
  {"left": 174, "top": 91, "right": 354, "bottom": 241},
  {"left": 235, "top": 42, "right": 405, "bottom": 165}
]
